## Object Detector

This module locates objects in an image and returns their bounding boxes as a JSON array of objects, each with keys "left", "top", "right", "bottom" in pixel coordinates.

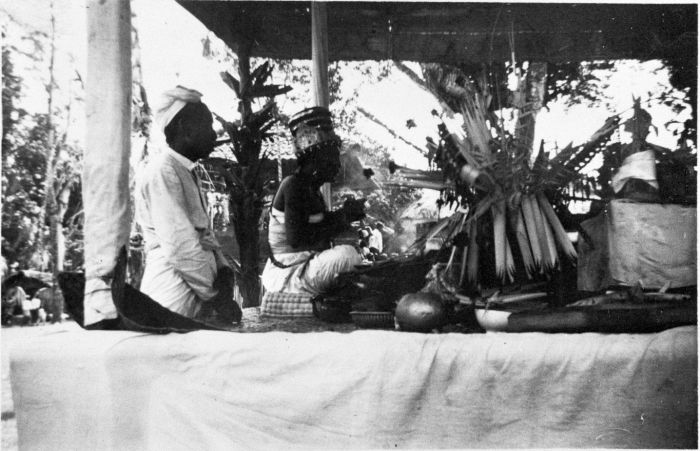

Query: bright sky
[{"left": 1, "top": 0, "right": 692, "bottom": 171}]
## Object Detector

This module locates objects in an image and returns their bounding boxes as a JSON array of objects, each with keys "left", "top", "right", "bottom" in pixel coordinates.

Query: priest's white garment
[{"left": 135, "top": 147, "right": 219, "bottom": 317}]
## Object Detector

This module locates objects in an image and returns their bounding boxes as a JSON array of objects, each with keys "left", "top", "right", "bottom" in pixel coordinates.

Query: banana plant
[{"left": 215, "top": 59, "right": 292, "bottom": 307}]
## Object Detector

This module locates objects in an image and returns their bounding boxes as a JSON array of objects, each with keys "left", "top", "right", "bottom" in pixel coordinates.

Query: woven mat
[
  {"left": 222, "top": 307, "right": 360, "bottom": 333},
  {"left": 217, "top": 308, "right": 476, "bottom": 334}
]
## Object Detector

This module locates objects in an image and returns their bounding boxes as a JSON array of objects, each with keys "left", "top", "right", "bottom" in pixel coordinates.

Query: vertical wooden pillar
[
  {"left": 311, "top": 2, "right": 330, "bottom": 107},
  {"left": 515, "top": 62, "right": 547, "bottom": 159},
  {"left": 311, "top": 1, "right": 332, "bottom": 209},
  {"left": 83, "top": 0, "right": 132, "bottom": 325}
]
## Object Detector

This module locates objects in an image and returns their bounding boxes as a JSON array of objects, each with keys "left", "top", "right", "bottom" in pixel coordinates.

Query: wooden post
[
  {"left": 311, "top": 2, "right": 330, "bottom": 108},
  {"left": 514, "top": 62, "right": 547, "bottom": 159},
  {"left": 311, "top": 1, "right": 332, "bottom": 209},
  {"left": 83, "top": 0, "right": 132, "bottom": 325}
]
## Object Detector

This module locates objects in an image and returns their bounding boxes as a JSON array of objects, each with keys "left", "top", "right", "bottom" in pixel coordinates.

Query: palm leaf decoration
[
  {"left": 213, "top": 61, "right": 292, "bottom": 307},
  {"left": 407, "top": 63, "right": 588, "bottom": 290}
]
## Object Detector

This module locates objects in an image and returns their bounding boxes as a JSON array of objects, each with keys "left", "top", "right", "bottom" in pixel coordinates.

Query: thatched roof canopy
[{"left": 178, "top": 1, "right": 696, "bottom": 64}]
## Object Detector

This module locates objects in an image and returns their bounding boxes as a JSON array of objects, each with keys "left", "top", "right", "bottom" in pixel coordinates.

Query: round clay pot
[{"left": 395, "top": 293, "right": 448, "bottom": 332}]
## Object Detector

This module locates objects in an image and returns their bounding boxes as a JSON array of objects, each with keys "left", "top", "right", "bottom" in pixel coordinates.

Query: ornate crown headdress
[{"left": 288, "top": 106, "right": 341, "bottom": 158}]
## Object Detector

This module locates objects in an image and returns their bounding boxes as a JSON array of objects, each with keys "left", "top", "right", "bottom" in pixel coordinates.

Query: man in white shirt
[
  {"left": 368, "top": 224, "right": 383, "bottom": 254},
  {"left": 135, "top": 86, "right": 239, "bottom": 323}
]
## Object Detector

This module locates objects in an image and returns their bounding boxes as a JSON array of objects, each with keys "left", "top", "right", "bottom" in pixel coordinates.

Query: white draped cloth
[
  {"left": 135, "top": 147, "right": 219, "bottom": 316},
  {"left": 10, "top": 325, "right": 698, "bottom": 449},
  {"left": 261, "top": 208, "right": 362, "bottom": 295},
  {"left": 611, "top": 149, "right": 659, "bottom": 193}
]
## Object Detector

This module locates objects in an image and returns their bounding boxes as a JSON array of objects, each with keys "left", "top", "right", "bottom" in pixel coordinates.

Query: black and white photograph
[{"left": 1, "top": 1, "right": 697, "bottom": 449}]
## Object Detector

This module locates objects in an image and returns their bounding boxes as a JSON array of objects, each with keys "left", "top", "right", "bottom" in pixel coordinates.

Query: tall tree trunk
[
  {"left": 232, "top": 194, "right": 261, "bottom": 307},
  {"left": 232, "top": 42, "right": 262, "bottom": 307},
  {"left": 130, "top": 10, "right": 151, "bottom": 162},
  {"left": 36, "top": 0, "right": 58, "bottom": 275},
  {"left": 54, "top": 184, "right": 71, "bottom": 272},
  {"left": 128, "top": 9, "right": 150, "bottom": 287},
  {"left": 50, "top": 216, "right": 63, "bottom": 271}
]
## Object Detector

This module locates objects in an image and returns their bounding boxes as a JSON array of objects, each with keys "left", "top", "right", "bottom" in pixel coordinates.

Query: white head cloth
[{"left": 154, "top": 86, "right": 203, "bottom": 133}]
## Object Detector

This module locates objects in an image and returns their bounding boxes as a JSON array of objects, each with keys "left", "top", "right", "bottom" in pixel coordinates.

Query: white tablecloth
[{"left": 10, "top": 326, "right": 697, "bottom": 450}]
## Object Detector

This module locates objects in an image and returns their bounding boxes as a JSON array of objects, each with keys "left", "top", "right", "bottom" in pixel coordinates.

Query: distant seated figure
[
  {"left": 2, "top": 285, "right": 25, "bottom": 324},
  {"left": 34, "top": 286, "right": 64, "bottom": 324},
  {"left": 376, "top": 222, "right": 398, "bottom": 253},
  {"left": 21, "top": 296, "right": 41, "bottom": 325},
  {"left": 262, "top": 107, "right": 365, "bottom": 296},
  {"left": 611, "top": 99, "right": 660, "bottom": 202},
  {"left": 368, "top": 224, "right": 383, "bottom": 254},
  {"left": 358, "top": 228, "right": 374, "bottom": 262}
]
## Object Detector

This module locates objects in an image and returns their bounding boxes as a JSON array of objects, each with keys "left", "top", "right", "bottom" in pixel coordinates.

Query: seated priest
[
  {"left": 135, "top": 86, "right": 240, "bottom": 323},
  {"left": 262, "top": 107, "right": 366, "bottom": 296}
]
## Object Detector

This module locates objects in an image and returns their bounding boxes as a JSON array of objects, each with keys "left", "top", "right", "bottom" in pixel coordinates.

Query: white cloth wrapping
[
  {"left": 611, "top": 149, "right": 659, "bottom": 193},
  {"left": 135, "top": 148, "right": 219, "bottom": 316},
  {"left": 10, "top": 325, "right": 697, "bottom": 449},
  {"left": 261, "top": 245, "right": 361, "bottom": 296},
  {"left": 369, "top": 228, "right": 383, "bottom": 252},
  {"left": 153, "top": 86, "right": 203, "bottom": 133},
  {"left": 21, "top": 299, "right": 40, "bottom": 313},
  {"left": 262, "top": 207, "right": 362, "bottom": 295}
]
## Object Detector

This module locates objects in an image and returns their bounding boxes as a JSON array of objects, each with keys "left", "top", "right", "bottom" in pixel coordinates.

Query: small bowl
[{"left": 474, "top": 308, "right": 512, "bottom": 332}]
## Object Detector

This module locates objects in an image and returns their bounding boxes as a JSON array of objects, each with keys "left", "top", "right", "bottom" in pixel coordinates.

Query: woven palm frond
[{"left": 460, "top": 97, "right": 493, "bottom": 164}]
